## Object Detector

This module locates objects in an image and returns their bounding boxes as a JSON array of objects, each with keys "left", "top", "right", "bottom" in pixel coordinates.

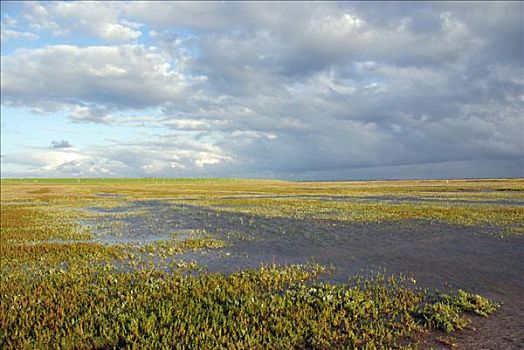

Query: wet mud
[{"left": 81, "top": 199, "right": 524, "bottom": 349}]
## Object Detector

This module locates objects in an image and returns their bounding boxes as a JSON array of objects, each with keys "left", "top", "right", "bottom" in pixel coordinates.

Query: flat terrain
[{"left": 1, "top": 178, "right": 523, "bottom": 349}]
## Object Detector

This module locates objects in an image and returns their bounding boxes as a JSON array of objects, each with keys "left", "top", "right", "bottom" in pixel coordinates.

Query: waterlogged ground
[
  {"left": 1, "top": 178, "right": 523, "bottom": 349},
  {"left": 79, "top": 198, "right": 524, "bottom": 349}
]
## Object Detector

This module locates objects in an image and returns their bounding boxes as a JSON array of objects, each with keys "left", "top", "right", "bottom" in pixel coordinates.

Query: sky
[{"left": 1, "top": 1, "right": 523, "bottom": 180}]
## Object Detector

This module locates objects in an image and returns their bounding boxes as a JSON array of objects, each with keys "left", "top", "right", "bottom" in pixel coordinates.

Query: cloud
[
  {"left": 23, "top": 2, "right": 141, "bottom": 42},
  {"left": 1, "top": 1, "right": 523, "bottom": 179},
  {"left": 2, "top": 133, "right": 236, "bottom": 178},
  {"left": 1, "top": 44, "right": 200, "bottom": 118},
  {"left": 1, "top": 29, "right": 38, "bottom": 42},
  {"left": 1, "top": 12, "right": 38, "bottom": 43},
  {"left": 67, "top": 105, "right": 115, "bottom": 124},
  {"left": 50, "top": 140, "right": 72, "bottom": 149}
]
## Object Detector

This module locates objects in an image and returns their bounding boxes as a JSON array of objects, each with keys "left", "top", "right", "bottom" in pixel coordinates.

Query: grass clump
[
  {"left": 416, "top": 290, "right": 499, "bottom": 333},
  {"left": 0, "top": 242, "right": 121, "bottom": 268},
  {"left": 452, "top": 289, "right": 499, "bottom": 316},
  {"left": 0, "top": 265, "right": 498, "bottom": 349},
  {"left": 1, "top": 204, "right": 91, "bottom": 243}
]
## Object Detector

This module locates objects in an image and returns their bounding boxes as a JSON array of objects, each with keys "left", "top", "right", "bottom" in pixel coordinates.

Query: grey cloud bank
[
  {"left": 1, "top": 1, "right": 523, "bottom": 179},
  {"left": 50, "top": 140, "right": 72, "bottom": 149}
]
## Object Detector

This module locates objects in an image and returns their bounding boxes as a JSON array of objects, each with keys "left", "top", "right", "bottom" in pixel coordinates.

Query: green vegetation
[
  {"left": 190, "top": 197, "right": 523, "bottom": 233},
  {"left": 415, "top": 290, "right": 499, "bottom": 333},
  {"left": 1, "top": 204, "right": 91, "bottom": 243},
  {"left": 3, "top": 177, "right": 521, "bottom": 235},
  {"left": 3, "top": 178, "right": 521, "bottom": 234},
  {"left": 0, "top": 262, "right": 498, "bottom": 349},
  {"left": 1, "top": 178, "right": 516, "bottom": 348}
]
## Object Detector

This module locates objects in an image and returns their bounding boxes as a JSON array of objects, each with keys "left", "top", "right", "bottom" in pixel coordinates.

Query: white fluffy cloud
[
  {"left": 23, "top": 2, "right": 141, "bottom": 42},
  {"left": 1, "top": 28, "right": 38, "bottom": 42},
  {"left": 1, "top": 44, "right": 199, "bottom": 117},
  {"left": 2, "top": 134, "right": 235, "bottom": 178}
]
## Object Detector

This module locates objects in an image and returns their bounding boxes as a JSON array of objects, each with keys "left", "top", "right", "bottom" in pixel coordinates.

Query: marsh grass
[
  {"left": 1, "top": 204, "right": 92, "bottom": 243},
  {"left": 0, "top": 178, "right": 513, "bottom": 348},
  {"left": 188, "top": 196, "right": 524, "bottom": 235},
  {"left": 1, "top": 263, "right": 498, "bottom": 349},
  {"left": 414, "top": 290, "right": 499, "bottom": 333}
]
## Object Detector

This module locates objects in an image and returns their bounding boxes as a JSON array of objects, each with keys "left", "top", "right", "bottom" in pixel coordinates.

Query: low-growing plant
[
  {"left": 0, "top": 178, "right": 509, "bottom": 348},
  {"left": 414, "top": 290, "right": 499, "bottom": 333}
]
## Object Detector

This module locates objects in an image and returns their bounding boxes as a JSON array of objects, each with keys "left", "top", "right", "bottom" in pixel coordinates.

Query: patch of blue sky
[
  {"left": 0, "top": 2, "right": 23, "bottom": 18},
  {"left": 2, "top": 36, "right": 104, "bottom": 56},
  {"left": 0, "top": 106, "right": 157, "bottom": 154}
]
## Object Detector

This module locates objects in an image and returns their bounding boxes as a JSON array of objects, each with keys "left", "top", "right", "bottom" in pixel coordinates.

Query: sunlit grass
[
  {"left": 0, "top": 263, "right": 498, "bottom": 349},
  {"left": 189, "top": 197, "right": 524, "bottom": 235},
  {"left": 0, "top": 178, "right": 516, "bottom": 348},
  {"left": 5, "top": 178, "right": 519, "bottom": 234},
  {"left": 1, "top": 204, "right": 92, "bottom": 243}
]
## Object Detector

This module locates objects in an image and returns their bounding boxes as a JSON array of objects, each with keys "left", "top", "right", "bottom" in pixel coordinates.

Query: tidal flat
[{"left": 1, "top": 178, "right": 523, "bottom": 349}]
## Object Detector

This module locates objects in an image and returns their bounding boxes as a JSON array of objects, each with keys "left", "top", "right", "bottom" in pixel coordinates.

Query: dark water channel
[{"left": 82, "top": 199, "right": 524, "bottom": 349}]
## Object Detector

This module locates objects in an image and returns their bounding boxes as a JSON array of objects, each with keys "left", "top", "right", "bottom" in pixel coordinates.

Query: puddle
[
  {"left": 82, "top": 201, "right": 178, "bottom": 244},
  {"left": 79, "top": 199, "right": 524, "bottom": 349},
  {"left": 79, "top": 200, "right": 524, "bottom": 298}
]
